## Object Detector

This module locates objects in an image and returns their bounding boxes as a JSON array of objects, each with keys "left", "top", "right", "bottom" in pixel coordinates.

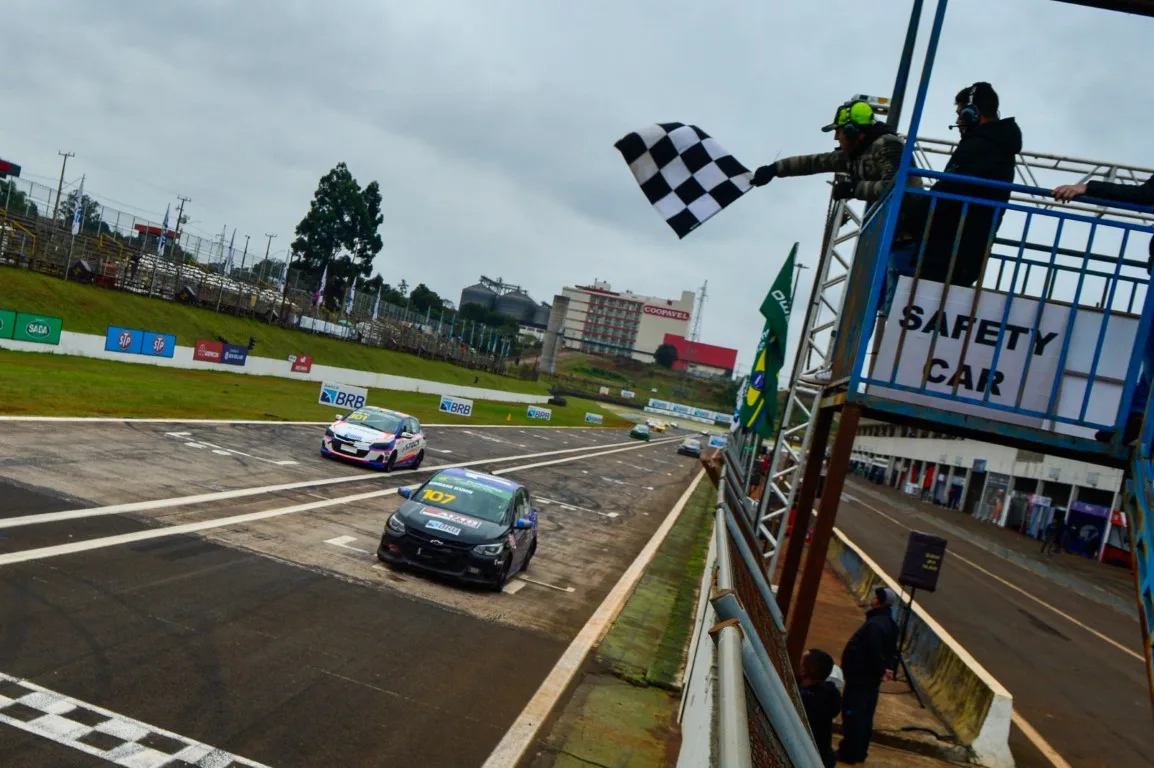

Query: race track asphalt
[{"left": 0, "top": 420, "right": 703, "bottom": 767}]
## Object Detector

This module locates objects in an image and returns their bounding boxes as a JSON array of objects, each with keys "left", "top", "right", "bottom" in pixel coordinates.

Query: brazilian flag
[{"left": 739, "top": 244, "right": 796, "bottom": 438}]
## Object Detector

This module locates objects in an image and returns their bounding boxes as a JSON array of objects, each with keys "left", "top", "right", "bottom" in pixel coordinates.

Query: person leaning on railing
[{"left": 1053, "top": 174, "right": 1154, "bottom": 444}]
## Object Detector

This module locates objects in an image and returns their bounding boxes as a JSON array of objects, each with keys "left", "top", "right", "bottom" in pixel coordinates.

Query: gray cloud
[{"left": 2, "top": 0, "right": 1151, "bottom": 377}]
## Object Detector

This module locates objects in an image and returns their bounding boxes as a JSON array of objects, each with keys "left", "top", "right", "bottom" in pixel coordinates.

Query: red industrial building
[{"left": 661, "top": 334, "right": 738, "bottom": 378}]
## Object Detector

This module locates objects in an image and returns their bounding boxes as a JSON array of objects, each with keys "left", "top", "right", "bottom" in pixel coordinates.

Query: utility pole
[
  {"left": 792, "top": 262, "right": 809, "bottom": 301},
  {"left": 262, "top": 233, "right": 277, "bottom": 280},
  {"left": 170, "top": 195, "right": 191, "bottom": 295},
  {"left": 690, "top": 279, "right": 708, "bottom": 343},
  {"left": 52, "top": 151, "right": 75, "bottom": 220}
]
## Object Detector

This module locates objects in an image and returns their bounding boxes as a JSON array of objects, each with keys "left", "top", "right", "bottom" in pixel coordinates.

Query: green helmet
[{"left": 821, "top": 101, "right": 875, "bottom": 133}]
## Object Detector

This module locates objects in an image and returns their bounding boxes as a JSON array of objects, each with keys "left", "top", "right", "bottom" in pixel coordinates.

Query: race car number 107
[{"left": 438, "top": 395, "right": 474, "bottom": 417}]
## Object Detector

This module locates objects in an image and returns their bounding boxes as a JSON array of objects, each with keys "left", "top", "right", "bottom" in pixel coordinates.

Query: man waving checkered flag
[{"left": 615, "top": 123, "right": 753, "bottom": 238}]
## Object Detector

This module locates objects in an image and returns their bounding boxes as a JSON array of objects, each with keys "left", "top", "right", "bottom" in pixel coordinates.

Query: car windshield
[
  {"left": 683, "top": 439, "right": 700, "bottom": 447},
  {"left": 342, "top": 408, "right": 404, "bottom": 435},
  {"left": 415, "top": 471, "right": 515, "bottom": 524}
]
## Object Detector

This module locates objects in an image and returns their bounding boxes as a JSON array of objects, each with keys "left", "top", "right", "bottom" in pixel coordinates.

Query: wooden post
[{"left": 786, "top": 404, "right": 862, "bottom": 670}]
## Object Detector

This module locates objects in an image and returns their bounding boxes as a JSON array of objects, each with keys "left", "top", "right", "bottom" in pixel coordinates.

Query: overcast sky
[{"left": 2, "top": 0, "right": 1151, "bottom": 374}]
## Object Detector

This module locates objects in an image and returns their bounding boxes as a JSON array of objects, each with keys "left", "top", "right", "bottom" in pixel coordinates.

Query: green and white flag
[{"left": 738, "top": 243, "right": 796, "bottom": 439}]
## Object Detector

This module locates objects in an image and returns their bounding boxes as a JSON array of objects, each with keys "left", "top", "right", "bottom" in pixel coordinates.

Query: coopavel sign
[
  {"left": 871, "top": 277, "right": 1138, "bottom": 433},
  {"left": 643, "top": 305, "right": 691, "bottom": 321}
]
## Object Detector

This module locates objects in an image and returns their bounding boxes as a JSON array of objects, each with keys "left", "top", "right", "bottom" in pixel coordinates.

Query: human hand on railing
[
  {"left": 883, "top": 669, "right": 896, "bottom": 682},
  {"left": 831, "top": 181, "right": 855, "bottom": 200},
  {"left": 1052, "top": 183, "right": 1088, "bottom": 202}
]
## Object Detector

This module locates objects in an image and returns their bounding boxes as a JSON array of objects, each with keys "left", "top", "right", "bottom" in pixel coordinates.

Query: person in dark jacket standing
[
  {"left": 884, "top": 82, "right": 1023, "bottom": 315},
  {"left": 1053, "top": 175, "right": 1154, "bottom": 444},
  {"left": 799, "top": 649, "right": 842, "bottom": 768},
  {"left": 837, "top": 586, "right": 899, "bottom": 764}
]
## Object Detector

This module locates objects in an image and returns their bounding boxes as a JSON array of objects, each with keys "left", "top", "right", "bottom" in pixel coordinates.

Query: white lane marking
[
  {"left": 502, "top": 580, "right": 527, "bottom": 595},
  {"left": 0, "top": 437, "right": 680, "bottom": 531},
  {"left": 1011, "top": 711, "right": 1073, "bottom": 768},
  {"left": 463, "top": 430, "right": 527, "bottom": 448},
  {"left": 599, "top": 477, "right": 627, "bottom": 486},
  {"left": 167, "top": 433, "right": 299, "bottom": 467},
  {"left": 517, "top": 576, "right": 574, "bottom": 593},
  {"left": 432, "top": 449, "right": 453, "bottom": 454},
  {"left": 164, "top": 431, "right": 191, "bottom": 437},
  {"left": 0, "top": 440, "right": 681, "bottom": 566},
  {"left": 481, "top": 469, "right": 707, "bottom": 768},
  {"left": 535, "top": 497, "right": 618, "bottom": 519},
  {"left": 323, "top": 535, "right": 372, "bottom": 555},
  {"left": 841, "top": 492, "right": 1145, "bottom": 663},
  {"left": 0, "top": 672, "right": 268, "bottom": 767}
]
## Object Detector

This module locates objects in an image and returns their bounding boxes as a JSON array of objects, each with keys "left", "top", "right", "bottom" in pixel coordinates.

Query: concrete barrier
[
  {"left": 0, "top": 331, "right": 549, "bottom": 405},
  {"left": 828, "top": 528, "right": 1014, "bottom": 768}
]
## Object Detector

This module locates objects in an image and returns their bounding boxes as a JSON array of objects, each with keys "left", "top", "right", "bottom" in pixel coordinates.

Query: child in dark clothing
[{"left": 800, "top": 649, "right": 842, "bottom": 768}]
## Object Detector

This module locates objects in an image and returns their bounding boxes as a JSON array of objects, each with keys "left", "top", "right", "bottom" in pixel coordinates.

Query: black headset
[{"left": 957, "top": 84, "right": 981, "bottom": 128}]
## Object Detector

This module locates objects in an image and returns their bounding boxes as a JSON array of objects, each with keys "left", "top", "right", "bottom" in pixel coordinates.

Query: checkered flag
[{"left": 615, "top": 123, "right": 753, "bottom": 238}]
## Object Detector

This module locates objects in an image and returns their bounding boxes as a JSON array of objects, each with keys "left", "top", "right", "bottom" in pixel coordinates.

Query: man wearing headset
[{"left": 1052, "top": 175, "right": 1154, "bottom": 444}]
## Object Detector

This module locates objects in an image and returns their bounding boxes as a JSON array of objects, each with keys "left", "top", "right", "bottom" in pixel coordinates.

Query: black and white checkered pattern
[
  {"left": 615, "top": 123, "right": 753, "bottom": 238},
  {"left": 0, "top": 673, "right": 268, "bottom": 767}
]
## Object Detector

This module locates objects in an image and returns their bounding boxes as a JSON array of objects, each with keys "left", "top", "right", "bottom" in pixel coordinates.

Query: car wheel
[
  {"left": 412, "top": 450, "right": 425, "bottom": 470},
  {"left": 489, "top": 561, "right": 510, "bottom": 592},
  {"left": 385, "top": 451, "right": 397, "bottom": 472}
]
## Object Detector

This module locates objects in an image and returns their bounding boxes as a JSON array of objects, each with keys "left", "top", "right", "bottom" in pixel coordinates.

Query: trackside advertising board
[
  {"left": 439, "top": 395, "right": 474, "bottom": 417},
  {"left": 527, "top": 405, "right": 552, "bottom": 421},
  {"left": 290, "top": 354, "right": 313, "bottom": 373},
  {"left": 193, "top": 339, "right": 224, "bottom": 362},
  {"left": 222, "top": 344, "right": 248, "bottom": 366},
  {"left": 106, "top": 326, "right": 175, "bottom": 358},
  {"left": 319, "top": 381, "right": 368, "bottom": 409},
  {"left": 584, "top": 412, "right": 604, "bottom": 424},
  {"left": 0, "top": 309, "right": 16, "bottom": 340},
  {"left": 708, "top": 434, "right": 728, "bottom": 448},
  {"left": 4, "top": 311, "right": 62, "bottom": 345}
]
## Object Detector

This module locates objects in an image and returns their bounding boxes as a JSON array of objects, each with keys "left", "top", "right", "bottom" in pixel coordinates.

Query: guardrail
[{"left": 681, "top": 438, "right": 824, "bottom": 767}]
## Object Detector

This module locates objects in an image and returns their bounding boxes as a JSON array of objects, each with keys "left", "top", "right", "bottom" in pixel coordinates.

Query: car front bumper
[{"left": 377, "top": 529, "right": 507, "bottom": 585}]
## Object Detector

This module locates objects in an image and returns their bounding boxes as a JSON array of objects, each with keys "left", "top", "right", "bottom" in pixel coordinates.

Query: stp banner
[{"left": 105, "top": 326, "right": 143, "bottom": 355}]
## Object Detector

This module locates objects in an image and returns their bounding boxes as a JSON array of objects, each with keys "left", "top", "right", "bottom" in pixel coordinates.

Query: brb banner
[
  {"left": 527, "top": 405, "right": 552, "bottom": 421},
  {"left": 319, "top": 381, "right": 368, "bottom": 409},
  {"left": 439, "top": 395, "right": 474, "bottom": 417},
  {"left": 584, "top": 412, "right": 604, "bottom": 424},
  {"left": 105, "top": 326, "right": 176, "bottom": 358}
]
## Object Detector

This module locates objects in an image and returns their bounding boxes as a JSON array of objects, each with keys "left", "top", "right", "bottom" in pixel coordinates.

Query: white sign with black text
[{"left": 870, "top": 277, "right": 1138, "bottom": 435}]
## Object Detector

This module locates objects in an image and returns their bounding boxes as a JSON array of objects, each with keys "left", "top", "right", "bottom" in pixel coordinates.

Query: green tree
[
  {"left": 409, "top": 283, "right": 446, "bottom": 316},
  {"left": 290, "top": 163, "right": 384, "bottom": 311},
  {"left": 58, "top": 189, "right": 111, "bottom": 235},
  {"left": 0, "top": 180, "right": 38, "bottom": 218},
  {"left": 655, "top": 343, "right": 679, "bottom": 369}
]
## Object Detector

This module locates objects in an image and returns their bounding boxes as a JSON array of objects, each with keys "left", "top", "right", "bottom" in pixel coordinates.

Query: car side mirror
[
  {"left": 398, "top": 487, "right": 412, "bottom": 499},
  {"left": 514, "top": 518, "right": 533, "bottom": 529}
]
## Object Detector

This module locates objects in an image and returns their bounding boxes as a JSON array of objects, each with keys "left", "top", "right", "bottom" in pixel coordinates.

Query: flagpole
[{"left": 64, "top": 174, "right": 85, "bottom": 282}]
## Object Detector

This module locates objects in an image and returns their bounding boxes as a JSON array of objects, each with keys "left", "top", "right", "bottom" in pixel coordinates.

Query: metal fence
[
  {"left": 704, "top": 432, "right": 825, "bottom": 768},
  {"left": 0, "top": 175, "right": 523, "bottom": 373}
]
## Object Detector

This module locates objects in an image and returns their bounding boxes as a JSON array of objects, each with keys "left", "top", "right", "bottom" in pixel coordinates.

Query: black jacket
[
  {"left": 801, "top": 679, "right": 842, "bottom": 767},
  {"left": 1084, "top": 176, "right": 1154, "bottom": 264},
  {"left": 841, "top": 606, "right": 899, "bottom": 687},
  {"left": 903, "top": 117, "right": 1024, "bottom": 287}
]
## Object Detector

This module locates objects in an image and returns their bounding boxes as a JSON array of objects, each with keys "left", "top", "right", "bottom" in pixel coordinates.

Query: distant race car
[
  {"left": 677, "top": 438, "right": 702, "bottom": 457},
  {"left": 630, "top": 423, "right": 651, "bottom": 441},
  {"left": 670, "top": 421, "right": 679, "bottom": 429},
  {"left": 378, "top": 468, "right": 538, "bottom": 591},
  {"left": 321, "top": 405, "right": 427, "bottom": 471}
]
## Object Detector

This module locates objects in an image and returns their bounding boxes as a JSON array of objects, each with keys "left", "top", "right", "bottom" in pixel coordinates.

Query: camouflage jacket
[{"left": 774, "top": 123, "right": 919, "bottom": 203}]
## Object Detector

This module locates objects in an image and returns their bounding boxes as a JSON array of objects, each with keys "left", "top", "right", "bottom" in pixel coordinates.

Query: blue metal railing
[{"left": 833, "top": 168, "right": 1154, "bottom": 457}]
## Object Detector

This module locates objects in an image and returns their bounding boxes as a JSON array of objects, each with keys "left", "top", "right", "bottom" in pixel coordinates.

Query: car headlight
[
  {"left": 473, "top": 541, "right": 505, "bottom": 556},
  {"left": 370, "top": 441, "right": 392, "bottom": 451},
  {"left": 386, "top": 514, "right": 406, "bottom": 534}
]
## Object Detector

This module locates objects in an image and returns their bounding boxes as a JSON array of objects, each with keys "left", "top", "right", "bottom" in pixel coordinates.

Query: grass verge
[
  {"left": 0, "top": 267, "right": 547, "bottom": 395},
  {"left": 0, "top": 349, "right": 631, "bottom": 427}
]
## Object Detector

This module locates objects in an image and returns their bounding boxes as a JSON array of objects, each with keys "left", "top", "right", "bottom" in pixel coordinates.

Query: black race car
[{"left": 377, "top": 467, "right": 538, "bottom": 591}]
